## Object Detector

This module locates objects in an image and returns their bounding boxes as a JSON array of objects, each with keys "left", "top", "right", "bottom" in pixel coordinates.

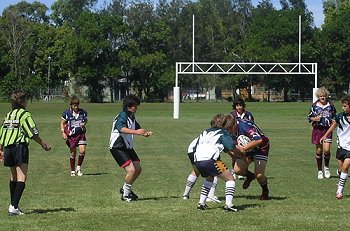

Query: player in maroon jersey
[
  {"left": 60, "top": 96, "right": 88, "bottom": 177},
  {"left": 230, "top": 98, "right": 254, "bottom": 180},
  {"left": 233, "top": 119, "right": 270, "bottom": 200},
  {"left": 308, "top": 87, "right": 336, "bottom": 179}
]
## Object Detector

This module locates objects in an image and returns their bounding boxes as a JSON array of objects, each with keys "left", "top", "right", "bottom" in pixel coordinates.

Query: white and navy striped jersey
[
  {"left": 334, "top": 112, "right": 350, "bottom": 151},
  {"left": 192, "top": 127, "right": 235, "bottom": 162},
  {"left": 109, "top": 110, "right": 140, "bottom": 149}
]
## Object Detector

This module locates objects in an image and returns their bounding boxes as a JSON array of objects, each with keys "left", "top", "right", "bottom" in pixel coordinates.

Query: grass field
[{"left": 0, "top": 100, "right": 349, "bottom": 231}]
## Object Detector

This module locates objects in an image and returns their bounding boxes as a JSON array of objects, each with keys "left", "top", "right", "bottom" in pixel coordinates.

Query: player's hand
[
  {"left": 42, "top": 142, "right": 51, "bottom": 151},
  {"left": 314, "top": 115, "right": 321, "bottom": 122},
  {"left": 0, "top": 150, "right": 3, "bottom": 162},
  {"left": 61, "top": 132, "right": 67, "bottom": 140},
  {"left": 143, "top": 131, "right": 154, "bottom": 137},
  {"left": 319, "top": 137, "right": 325, "bottom": 144}
]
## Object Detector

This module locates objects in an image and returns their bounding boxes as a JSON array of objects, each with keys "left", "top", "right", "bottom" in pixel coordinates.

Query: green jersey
[{"left": 0, "top": 108, "right": 39, "bottom": 147}]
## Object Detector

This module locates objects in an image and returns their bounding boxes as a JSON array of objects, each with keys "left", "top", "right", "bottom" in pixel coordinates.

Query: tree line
[{"left": 0, "top": 0, "right": 349, "bottom": 102}]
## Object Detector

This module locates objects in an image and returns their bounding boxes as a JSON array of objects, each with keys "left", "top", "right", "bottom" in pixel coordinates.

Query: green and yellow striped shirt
[{"left": 0, "top": 108, "right": 39, "bottom": 147}]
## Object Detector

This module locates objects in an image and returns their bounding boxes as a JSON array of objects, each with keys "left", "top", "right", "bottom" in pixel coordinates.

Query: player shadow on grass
[
  {"left": 137, "top": 196, "right": 182, "bottom": 201},
  {"left": 29, "top": 207, "right": 76, "bottom": 214},
  {"left": 83, "top": 172, "right": 109, "bottom": 176},
  {"left": 233, "top": 195, "right": 287, "bottom": 201}
]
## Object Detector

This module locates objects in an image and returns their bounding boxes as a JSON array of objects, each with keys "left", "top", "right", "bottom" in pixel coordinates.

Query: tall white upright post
[
  {"left": 299, "top": 15, "right": 301, "bottom": 72},
  {"left": 313, "top": 63, "right": 318, "bottom": 103},
  {"left": 174, "top": 63, "right": 180, "bottom": 119}
]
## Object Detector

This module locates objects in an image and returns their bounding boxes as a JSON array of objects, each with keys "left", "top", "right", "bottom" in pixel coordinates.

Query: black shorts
[
  {"left": 110, "top": 147, "right": 139, "bottom": 168},
  {"left": 3, "top": 143, "right": 29, "bottom": 167},
  {"left": 336, "top": 147, "right": 350, "bottom": 161}
]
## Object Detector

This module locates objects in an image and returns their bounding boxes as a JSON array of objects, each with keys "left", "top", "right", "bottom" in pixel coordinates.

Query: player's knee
[{"left": 255, "top": 173, "right": 265, "bottom": 181}]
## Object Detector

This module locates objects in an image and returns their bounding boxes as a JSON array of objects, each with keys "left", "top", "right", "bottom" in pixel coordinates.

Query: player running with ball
[
  {"left": 233, "top": 119, "right": 270, "bottom": 200},
  {"left": 190, "top": 114, "right": 247, "bottom": 212}
]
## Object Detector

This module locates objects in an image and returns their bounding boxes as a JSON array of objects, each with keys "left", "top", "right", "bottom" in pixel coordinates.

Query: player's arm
[
  {"left": 60, "top": 118, "right": 67, "bottom": 139},
  {"left": 0, "top": 144, "right": 3, "bottom": 162},
  {"left": 117, "top": 113, "right": 152, "bottom": 137},
  {"left": 81, "top": 111, "right": 88, "bottom": 126},
  {"left": 243, "top": 139, "right": 263, "bottom": 152},
  {"left": 32, "top": 134, "right": 51, "bottom": 151},
  {"left": 221, "top": 134, "right": 247, "bottom": 162},
  {"left": 120, "top": 127, "right": 153, "bottom": 136},
  {"left": 228, "top": 148, "right": 249, "bottom": 164}
]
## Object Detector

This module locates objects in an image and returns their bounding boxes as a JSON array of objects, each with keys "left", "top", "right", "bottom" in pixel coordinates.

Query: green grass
[{"left": 0, "top": 101, "right": 349, "bottom": 231}]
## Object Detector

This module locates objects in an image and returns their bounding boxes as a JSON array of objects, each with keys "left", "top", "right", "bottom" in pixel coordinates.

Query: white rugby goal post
[{"left": 173, "top": 15, "right": 318, "bottom": 119}]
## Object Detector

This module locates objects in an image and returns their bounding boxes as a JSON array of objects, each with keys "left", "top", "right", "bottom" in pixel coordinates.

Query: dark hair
[
  {"left": 123, "top": 94, "right": 141, "bottom": 111},
  {"left": 70, "top": 95, "right": 80, "bottom": 105},
  {"left": 10, "top": 90, "right": 27, "bottom": 109},
  {"left": 232, "top": 98, "right": 246, "bottom": 109},
  {"left": 341, "top": 95, "right": 350, "bottom": 105}
]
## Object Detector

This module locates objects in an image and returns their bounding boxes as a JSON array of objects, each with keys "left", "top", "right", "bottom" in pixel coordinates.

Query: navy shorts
[
  {"left": 3, "top": 143, "right": 29, "bottom": 167},
  {"left": 194, "top": 159, "right": 228, "bottom": 177},
  {"left": 336, "top": 147, "right": 350, "bottom": 161},
  {"left": 110, "top": 147, "right": 140, "bottom": 168}
]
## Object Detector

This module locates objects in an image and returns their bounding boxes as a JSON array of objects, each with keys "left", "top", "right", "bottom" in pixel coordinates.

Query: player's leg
[
  {"left": 194, "top": 160, "right": 213, "bottom": 210},
  {"left": 206, "top": 176, "right": 221, "bottom": 203},
  {"left": 315, "top": 144, "right": 323, "bottom": 179},
  {"left": 336, "top": 149, "right": 350, "bottom": 199},
  {"left": 197, "top": 176, "right": 213, "bottom": 209},
  {"left": 336, "top": 158, "right": 350, "bottom": 199},
  {"left": 9, "top": 164, "right": 27, "bottom": 215},
  {"left": 235, "top": 158, "right": 255, "bottom": 189},
  {"left": 121, "top": 149, "right": 141, "bottom": 201},
  {"left": 323, "top": 142, "right": 331, "bottom": 178},
  {"left": 218, "top": 169, "right": 237, "bottom": 212},
  {"left": 76, "top": 144, "right": 86, "bottom": 176},
  {"left": 182, "top": 168, "right": 199, "bottom": 200},
  {"left": 337, "top": 159, "right": 343, "bottom": 176},
  {"left": 254, "top": 159, "right": 269, "bottom": 200},
  {"left": 69, "top": 147, "right": 77, "bottom": 176},
  {"left": 231, "top": 156, "right": 244, "bottom": 180}
]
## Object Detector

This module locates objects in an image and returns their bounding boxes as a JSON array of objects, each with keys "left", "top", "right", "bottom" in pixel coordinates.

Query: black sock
[
  {"left": 12, "top": 182, "right": 25, "bottom": 209},
  {"left": 260, "top": 179, "right": 269, "bottom": 192},
  {"left": 9, "top": 181, "right": 17, "bottom": 204},
  {"left": 246, "top": 170, "right": 255, "bottom": 180}
]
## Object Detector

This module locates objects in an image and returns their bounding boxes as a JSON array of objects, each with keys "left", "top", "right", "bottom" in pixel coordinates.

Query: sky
[{"left": 0, "top": 0, "right": 324, "bottom": 27}]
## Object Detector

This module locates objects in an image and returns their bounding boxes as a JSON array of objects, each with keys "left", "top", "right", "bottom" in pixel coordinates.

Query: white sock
[
  {"left": 225, "top": 180, "right": 236, "bottom": 207},
  {"left": 199, "top": 180, "right": 212, "bottom": 205},
  {"left": 183, "top": 174, "right": 197, "bottom": 196},
  {"left": 208, "top": 176, "right": 218, "bottom": 198},
  {"left": 123, "top": 183, "right": 132, "bottom": 197},
  {"left": 337, "top": 172, "right": 348, "bottom": 194}
]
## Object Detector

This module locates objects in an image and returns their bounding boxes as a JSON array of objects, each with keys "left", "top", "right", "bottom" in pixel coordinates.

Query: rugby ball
[{"left": 237, "top": 135, "right": 251, "bottom": 146}]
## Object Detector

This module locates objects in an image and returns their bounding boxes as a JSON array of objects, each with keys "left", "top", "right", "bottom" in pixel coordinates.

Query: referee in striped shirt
[{"left": 0, "top": 90, "right": 51, "bottom": 215}]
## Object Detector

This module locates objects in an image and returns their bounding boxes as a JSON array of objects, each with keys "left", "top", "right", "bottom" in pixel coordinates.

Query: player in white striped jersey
[
  {"left": 320, "top": 96, "right": 350, "bottom": 199},
  {"left": 109, "top": 94, "right": 153, "bottom": 202},
  {"left": 188, "top": 114, "right": 246, "bottom": 212}
]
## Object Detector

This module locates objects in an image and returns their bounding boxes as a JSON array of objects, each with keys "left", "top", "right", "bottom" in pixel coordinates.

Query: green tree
[
  {"left": 0, "top": 2, "right": 51, "bottom": 98},
  {"left": 319, "top": 1, "right": 350, "bottom": 96}
]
